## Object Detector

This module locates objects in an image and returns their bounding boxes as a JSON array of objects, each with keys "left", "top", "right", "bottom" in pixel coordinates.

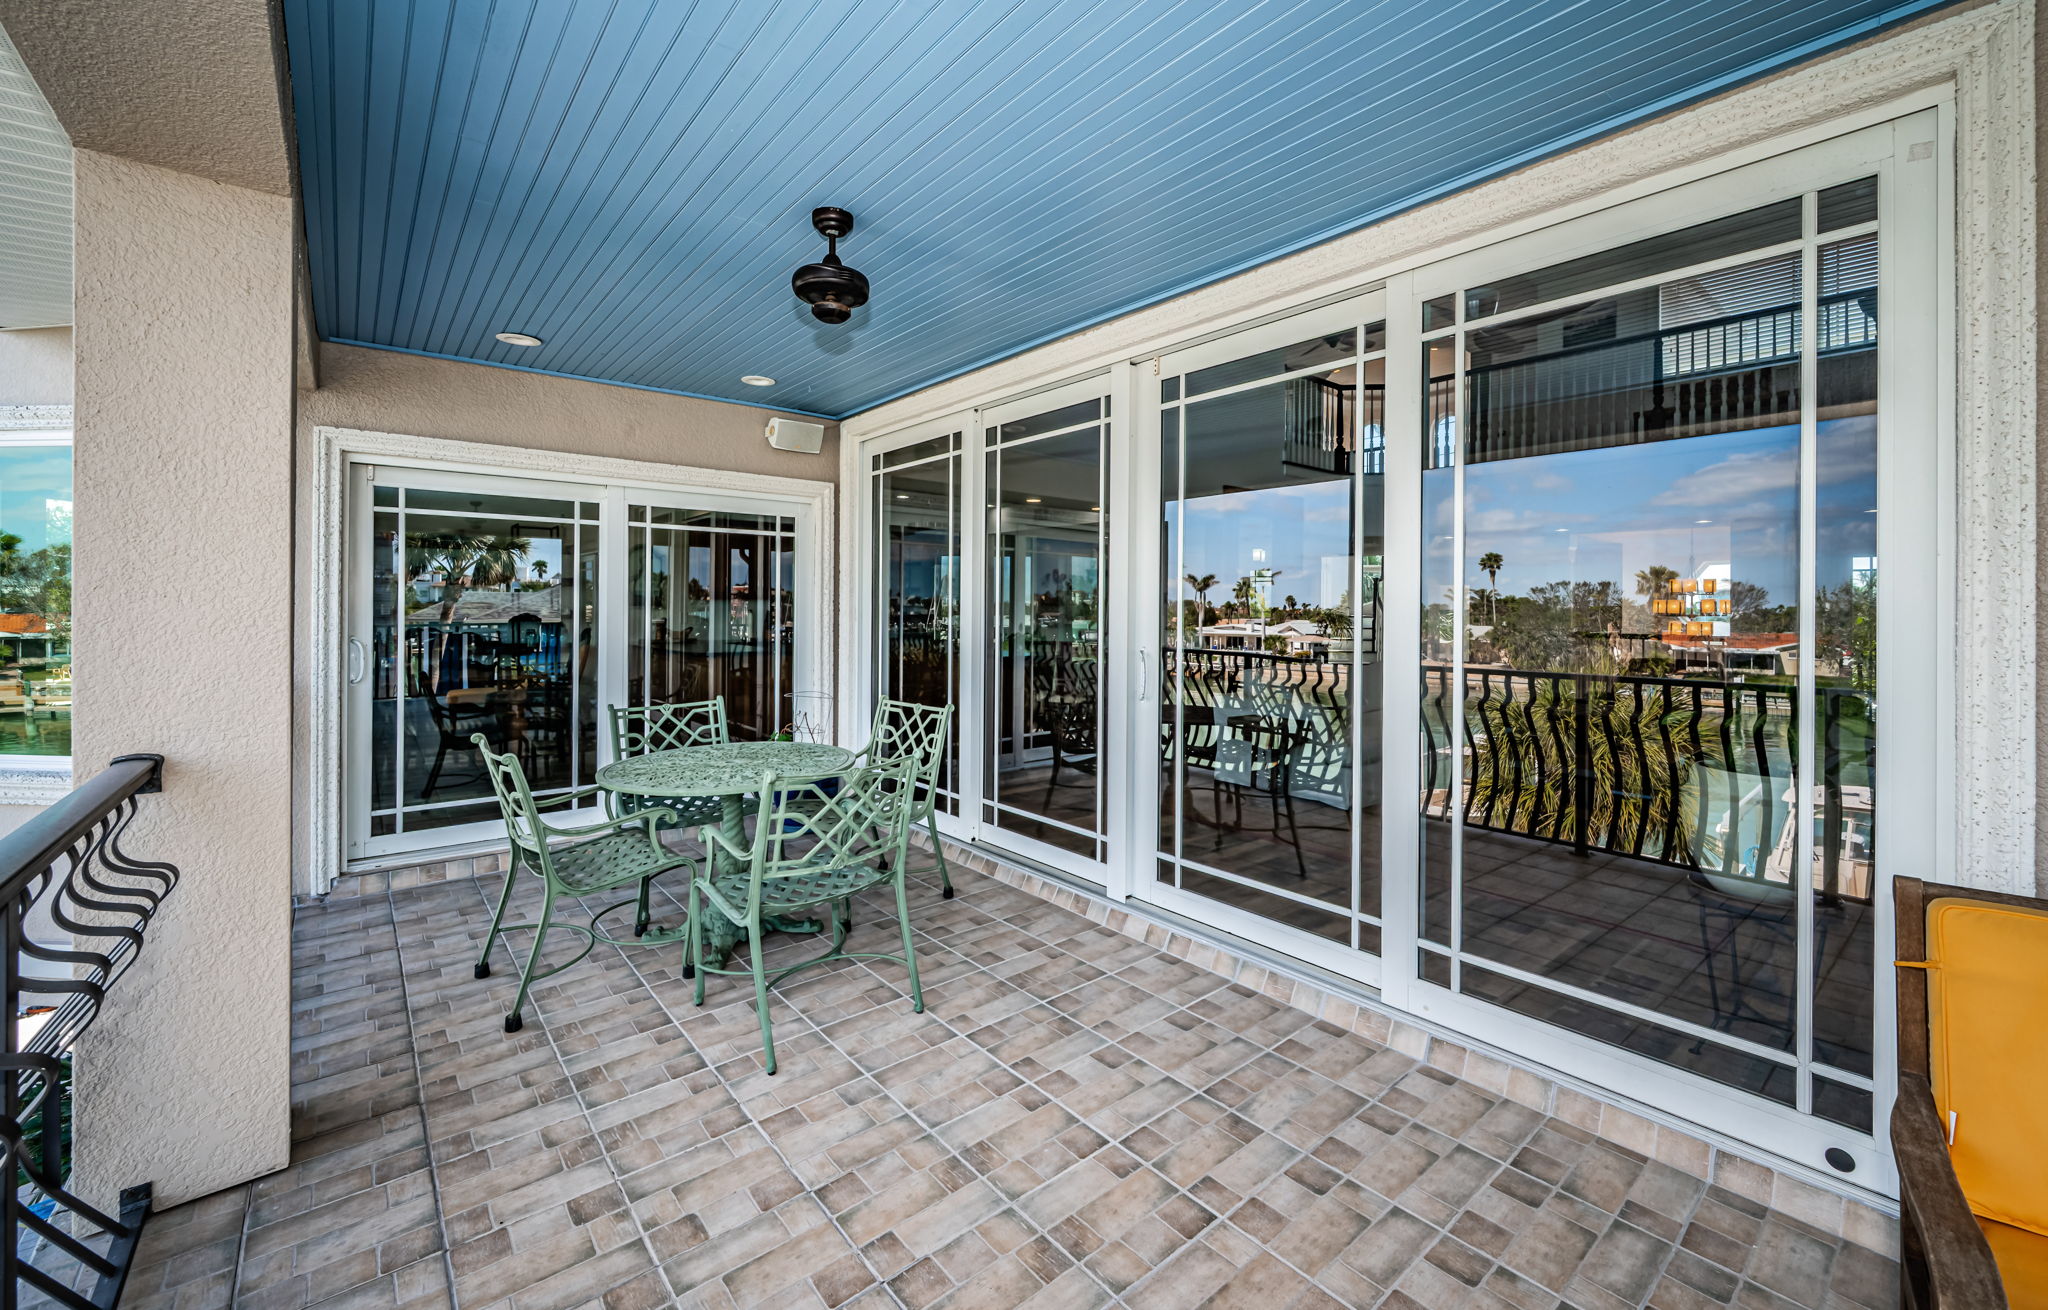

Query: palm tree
[
  {"left": 1184, "top": 572, "right": 1218, "bottom": 630},
  {"left": 406, "top": 530, "right": 531, "bottom": 692},
  {"left": 1232, "top": 575, "right": 1256, "bottom": 620},
  {"left": 531, "top": 558, "right": 549, "bottom": 584},
  {"left": 1478, "top": 551, "right": 1504, "bottom": 623}
]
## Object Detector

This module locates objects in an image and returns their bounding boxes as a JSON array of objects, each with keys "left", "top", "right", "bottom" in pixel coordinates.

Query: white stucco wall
[
  {"left": 0, "top": 326, "right": 73, "bottom": 405},
  {"left": 67, "top": 148, "right": 294, "bottom": 1208}
]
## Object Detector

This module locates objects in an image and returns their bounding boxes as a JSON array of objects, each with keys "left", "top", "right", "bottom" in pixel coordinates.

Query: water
[{"left": 0, "top": 714, "right": 69, "bottom": 758}]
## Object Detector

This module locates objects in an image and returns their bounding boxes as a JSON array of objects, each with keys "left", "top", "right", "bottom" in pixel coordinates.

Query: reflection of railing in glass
[
  {"left": 1420, "top": 665, "right": 1873, "bottom": 901},
  {"left": 1281, "top": 380, "right": 1386, "bottom": 476},
  {"left": 1443, "top": 292, "right": 1877, "bottom": 463}
]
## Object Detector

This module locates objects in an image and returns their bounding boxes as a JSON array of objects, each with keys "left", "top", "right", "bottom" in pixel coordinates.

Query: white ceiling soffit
[{"left": 0, "top": 19, "right": 71, "bottom": 331}]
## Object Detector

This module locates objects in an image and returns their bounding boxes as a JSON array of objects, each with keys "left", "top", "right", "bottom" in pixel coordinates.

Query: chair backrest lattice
[
  {"left": 868, "top": 701, "right": 952, "bottom": 783},
  {"left": 471, "top": 733, "right": 550, "bottom": 866},
  {"left": 612, "top": 698, "right": 729, "bottom": 758},
  {"left": 739, "top": 758, "right": 919, "bottom": 893}
]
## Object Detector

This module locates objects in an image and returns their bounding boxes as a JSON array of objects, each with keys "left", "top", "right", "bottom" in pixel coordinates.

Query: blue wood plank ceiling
[{"left": 282, "top": 0, "right": 1951, "bottom": 419}]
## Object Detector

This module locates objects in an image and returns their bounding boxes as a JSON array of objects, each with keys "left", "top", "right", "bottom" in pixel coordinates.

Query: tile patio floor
[{"left": 119, "top": 855, "right": 1897, "bottom": 1310}]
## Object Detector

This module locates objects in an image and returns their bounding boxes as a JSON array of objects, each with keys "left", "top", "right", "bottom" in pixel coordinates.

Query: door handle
[
  {"left": 347, "top": 638, "right": 367, "bottom": 685},
  {"left": 1138, "top": 648, "right": 1149, "bottom": 702}
]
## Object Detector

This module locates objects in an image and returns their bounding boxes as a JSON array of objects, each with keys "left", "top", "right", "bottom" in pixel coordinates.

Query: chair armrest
[
  {"left": 544, "top": 807, "right": 676, "bottom": 840},
  {"left": 700, "top": 823, "right": 755, "bottom": 865},
  {"left": 534, "top": 786, "right": 604, "bottom": 810},
  {"left": 1893, "top": 1073, "right": 2006, "bottom": 1309}
]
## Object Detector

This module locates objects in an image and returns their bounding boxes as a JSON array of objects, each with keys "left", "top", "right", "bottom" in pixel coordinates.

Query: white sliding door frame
[{"left": 311, "top": 426, "right": 835, "bottom": 891}]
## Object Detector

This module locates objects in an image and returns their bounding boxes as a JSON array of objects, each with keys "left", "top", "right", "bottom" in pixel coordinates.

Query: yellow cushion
[
  {"left": 1981, "top": 1220, "right": 2048, "bottom": 1310},
  {"left": 1927, "top": 897, "right": 2048, "bottom": 1238}
]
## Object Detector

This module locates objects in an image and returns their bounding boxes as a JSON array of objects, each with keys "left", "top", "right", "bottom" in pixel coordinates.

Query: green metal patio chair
[
  {"left": 471, "top": 733, "right": 696, "bottom": 1034},
  {"left": 687, "top": 756, "right": 922, "bottom": 1074},
  {"left": 850, "top": 699, "right": 956, "bottom": 899},
  {"left": 607, "top": 698, "right": 730, "bottom": 830}
]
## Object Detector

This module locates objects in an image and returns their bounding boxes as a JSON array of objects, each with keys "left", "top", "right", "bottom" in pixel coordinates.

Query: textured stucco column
[{"left": 67, "top": 148, "right": 294, "bottom": 1208}]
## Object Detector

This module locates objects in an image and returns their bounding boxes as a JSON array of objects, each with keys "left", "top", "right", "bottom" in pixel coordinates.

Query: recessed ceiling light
[
  {"left": 495, "top": 331, "right": 544, "bottom": 347},
  {"left": 895, "top": 494, "right": 909, "bottom": 500},
  {"left": 741, "top": 375, "right": 776, "bottom": 387},
  {"left": 1025, "top": 497, "right": 1042, "bottom": 504},
  {"left": 1695, "top": 519, "right": 1713, "bottom": 524}
]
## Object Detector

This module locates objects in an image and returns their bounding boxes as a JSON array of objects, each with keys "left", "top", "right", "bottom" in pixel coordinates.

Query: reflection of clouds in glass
[
  {"left": 1647, "top": 447, "right": 1795, "bottom": 507},
  {"left": 1465, "top": 426, "right": 1802, "bottom": 603},
  {"left": 1182, "top": 480, "right": 1350, "bottom": 606}
]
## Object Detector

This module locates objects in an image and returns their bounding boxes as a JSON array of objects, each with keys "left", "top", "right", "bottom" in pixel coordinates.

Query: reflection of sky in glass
[
  {"left": 1445, "top": 420, "right": 1876, "bottom": 611},
  {"left": 524, "top": 538, "right": 564, "bottom": 580},
  {"left": 1172, "top": 480, "right": 1351, "bottom": 607},
  {"left": 0, "top": 446, "right": 73, "bottom": 553}
]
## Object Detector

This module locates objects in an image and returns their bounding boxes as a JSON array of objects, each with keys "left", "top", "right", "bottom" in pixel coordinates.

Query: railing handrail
[
  {"left": 0, "top": 756, "right": 161, "bottom": 911},
  {"left": 4, "top": 754, "right": 177, "bottom": 1310}
]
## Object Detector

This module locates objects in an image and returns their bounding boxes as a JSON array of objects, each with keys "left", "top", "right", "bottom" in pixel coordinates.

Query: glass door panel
[
  {"left": 981, "top": 388, "right": 1109, "bottom": 870},
  {"left": 627, "top": 505, "right": 798, "bottom": 741},
  {"left": 1154, "top": 299, "right": 1387, "bottom": 960},
  {"left": 871, "top": 431, "right": 963, "bottom": 808},
  {"left": 356, "top": 472, "right": 601, "bottom": 850},
  {"left": 1414, "top": 163, "right": 1889, "bottom": 1136}
]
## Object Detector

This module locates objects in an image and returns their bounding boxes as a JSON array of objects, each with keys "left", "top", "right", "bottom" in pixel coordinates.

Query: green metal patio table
[{"left": 596, "top": 740, "right": 854, "bottom": 966}]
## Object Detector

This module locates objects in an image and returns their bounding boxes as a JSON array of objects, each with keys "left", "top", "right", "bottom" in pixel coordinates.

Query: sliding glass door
[
  {"left": 344, "top": 465, "right": 821, "bottom": 862},
  {"left": 1147, "top": 296, "right": 1388, "bottom": 972},
  {"left": 979, "top": 381, "right": 1112, "bottom": 876},
  {"left": 1397, "top": 113, "right": 1935, "bottom": 1181},
  {"left": 853, "top": 112, "right": 1937, "bottom": 1185}
]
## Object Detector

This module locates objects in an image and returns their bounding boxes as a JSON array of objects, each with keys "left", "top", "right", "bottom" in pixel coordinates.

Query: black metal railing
[
  {"left": 1, "top": 755, "right": 177, "bottom": 1310},
  {"left": 1421, "top": 666, "right": 1873, "bottom": 899},
  {"left": 1430, "top": 291, "right": 1878, "bottom": 465}
]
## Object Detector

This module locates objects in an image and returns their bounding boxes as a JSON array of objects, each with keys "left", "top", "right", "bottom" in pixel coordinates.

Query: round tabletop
[{"left": 595, "top": 741, "right": 854, "bottom": 799}]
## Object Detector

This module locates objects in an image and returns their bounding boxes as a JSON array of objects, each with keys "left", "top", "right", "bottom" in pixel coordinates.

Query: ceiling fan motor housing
[{"left": 791, "top": 207, "right": 869, "bottom": 324}]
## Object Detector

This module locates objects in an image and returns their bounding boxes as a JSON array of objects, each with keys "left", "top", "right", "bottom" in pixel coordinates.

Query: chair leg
[
  {"left": 894, "top": 874, "right": 924, "bottom": 1014},
  {"left": 634, "top": 876, "right": 652, "bottom": 938},
  {"left": 421, "top": 739, "right": 449, "bottom": 799},
  {"left": 506, "top": 890, "right": 554, "bottom": 1034},
  {"left": 833, "top": 898, "right": 851, "bottom": 950},
  {"left": 475, "top": 861, "right": 517, "bottom": 979},
  {"left": 688, "top": 880, "right": 705, "bottom": 998},
  {"left": 748, "top": 919, "right": 777, "bottom": 1075},
  {"left": 929, "top": 811, "right": 955, "bottom": 899},
  {"left": 1280, "top": 783, "right": 1308, "bottom": 879}
]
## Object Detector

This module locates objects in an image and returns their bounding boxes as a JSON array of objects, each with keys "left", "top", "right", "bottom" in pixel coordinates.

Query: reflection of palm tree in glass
[
  {"left": 531, "top": 559, "right": 549, "bottom": 583},
  {"left": 1478, "top": 551, "right": 1504, "bottom": 624},
  {"left": 1184, "top": 573, "right": 1217, "bottom": 634},
  {"left": 407, "top": 530, "right": 530, "bottom": 693},
  {"left": 1635, "top": 564, "right": 1678, "bottom": 600}
]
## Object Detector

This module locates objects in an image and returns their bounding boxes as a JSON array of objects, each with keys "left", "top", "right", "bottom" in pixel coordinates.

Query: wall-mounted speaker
[{"left": 765, "top": 417, "right": 825, "bottom": 454}]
